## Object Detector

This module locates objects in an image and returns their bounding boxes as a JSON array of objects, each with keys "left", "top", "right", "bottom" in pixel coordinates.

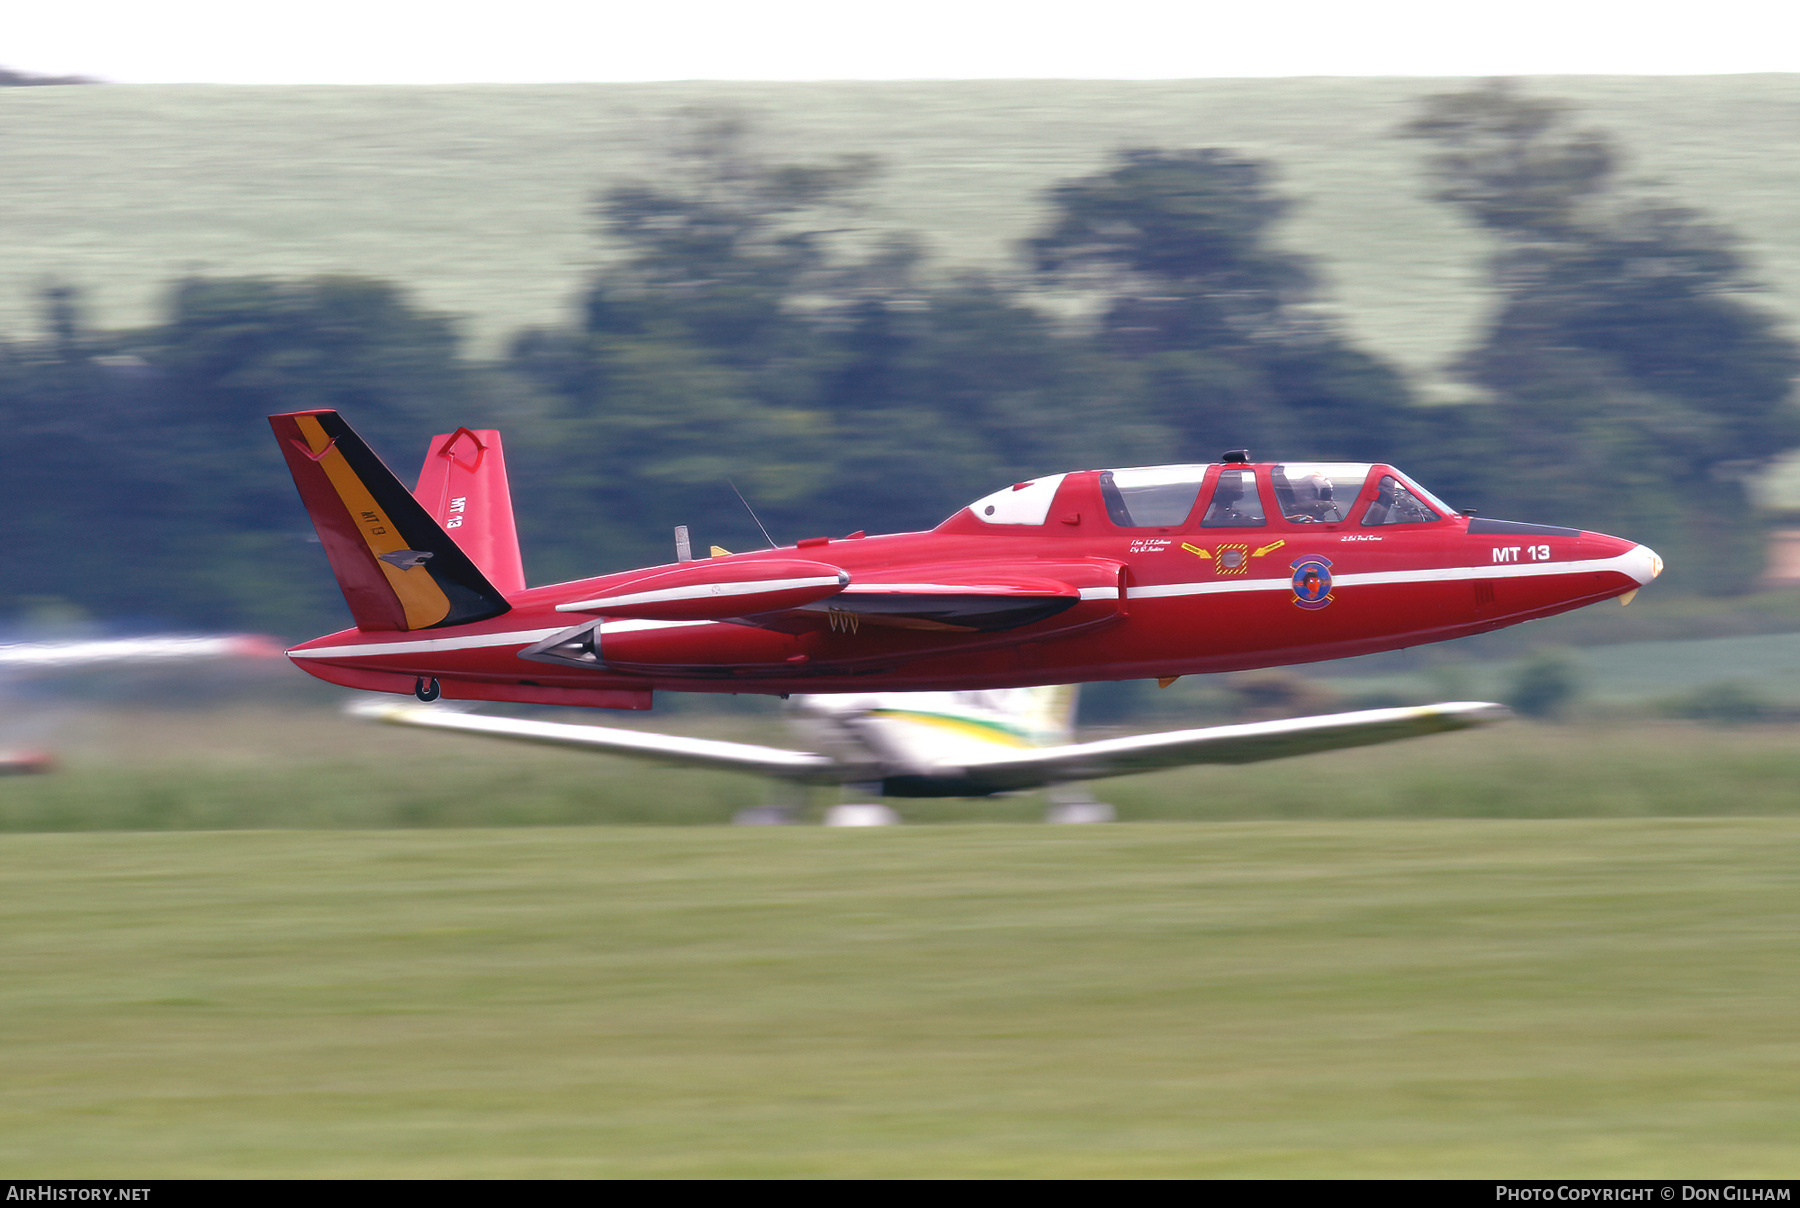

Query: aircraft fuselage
[{"left": 285, "top": 462, "right": 1659, "bottom": 710}]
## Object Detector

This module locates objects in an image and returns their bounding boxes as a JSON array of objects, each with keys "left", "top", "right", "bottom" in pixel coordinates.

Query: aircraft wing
[
  {"left": 936, "top": 701, "right": 1510, "bottom": 796},
  {"left": 349, "top": 699, "right": 843, "bottom": 783}
]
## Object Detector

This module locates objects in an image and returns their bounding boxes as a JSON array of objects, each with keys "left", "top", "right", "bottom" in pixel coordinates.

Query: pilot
[
  {"left": 1284, "top": 472, "right": 1338, "bottom": 523},
  {"left": 1205, "top": 472, "right": 1258, "bottom": 526},
  {"left": 1366, "top": 476, "right": 1435, "bottom": 525}
]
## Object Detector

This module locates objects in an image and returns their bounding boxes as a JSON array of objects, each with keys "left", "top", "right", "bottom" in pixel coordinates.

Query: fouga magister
[{"left": 272, "top": 410, "right": 1662, "bottom": 712}]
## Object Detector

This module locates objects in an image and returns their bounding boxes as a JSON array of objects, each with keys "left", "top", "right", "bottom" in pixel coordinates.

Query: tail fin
[
  {"left": 1014, "top": 684, "right": 1080, "bottom": 744},
  {"left": 414, "top": 427, "right": 526, "bottom": 594},
  {"left": 270, "top": 410, "right": 512, "bottom": 632},
  {"left": 956, "top": 685, "right": 1078, "bottom": 746}
]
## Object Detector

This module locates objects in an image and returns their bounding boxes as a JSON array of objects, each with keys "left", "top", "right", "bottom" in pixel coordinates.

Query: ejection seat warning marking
[
  {"left": 1213, "top": 544, "right": 1250, "bottom": 574},
  {"left": 1181, "top": 539, "right": 1286, "bottom": 575}
]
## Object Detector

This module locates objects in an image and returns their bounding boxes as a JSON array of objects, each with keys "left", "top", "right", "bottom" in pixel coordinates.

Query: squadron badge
[{"left": 1290, "top": 556, "right": 1334, "bottom": 610}]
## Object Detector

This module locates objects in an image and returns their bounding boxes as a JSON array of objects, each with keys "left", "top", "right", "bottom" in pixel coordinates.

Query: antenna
[
  {"left": 728, "top": 479, "right": 778, "bottom": 549},
  {"left": 674, "top": 525, "right": 694, "bottom": 562}
]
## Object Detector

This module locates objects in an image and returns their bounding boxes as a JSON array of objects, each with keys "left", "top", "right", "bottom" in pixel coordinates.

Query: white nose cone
[{"left": 1625, "top": 545, "right": 1665, "bottom": 586}]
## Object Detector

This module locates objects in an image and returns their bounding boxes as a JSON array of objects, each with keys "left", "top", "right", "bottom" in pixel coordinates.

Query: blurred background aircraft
[
  {"left": 0, "top": 633, "right": 282, "bottom": 772},
  {"left": 354, "top": 686, "right": 1507, "bottom": 824}
]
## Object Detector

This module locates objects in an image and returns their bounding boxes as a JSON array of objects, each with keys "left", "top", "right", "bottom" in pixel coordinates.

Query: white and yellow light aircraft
[{"left": 354, "top": 686, "right": 1506, "bottom": 823}]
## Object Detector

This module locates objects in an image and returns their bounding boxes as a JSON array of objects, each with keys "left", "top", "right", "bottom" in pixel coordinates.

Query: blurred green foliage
[
  {"left": 1503, "top": 647, "right": 1583, "bottom": 719},
  {"left": 1, "top": 87, "right": 1795, "bottom": 637},
  {"left": 1404, "top": 82, "right": 1800, "bottom": 591},
  {"left": 1660, "top": 680, "right": 1778, "bottom": 724}
]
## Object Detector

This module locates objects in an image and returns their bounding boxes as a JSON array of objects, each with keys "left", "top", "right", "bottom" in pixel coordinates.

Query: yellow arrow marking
[
  {"left": 1252, "top": 540, "right": 1288, "bottom": 558},
  {"left": 1180, "top": 543, "right": 1212, "bottom": 559}
]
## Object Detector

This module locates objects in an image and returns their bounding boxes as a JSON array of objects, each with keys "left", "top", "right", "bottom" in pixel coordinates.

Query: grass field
[
  {"left": 6, "top": 77, "right": 1800, "bottom": 399},
  {"left": 1, "top": 821, "right": 1794, "bottom": 1176}
]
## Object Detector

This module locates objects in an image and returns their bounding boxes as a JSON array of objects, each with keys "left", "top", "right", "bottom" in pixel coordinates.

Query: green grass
[
  {"left": 6, "top": 77, "right": 1800, "bottom": 402},
  {"left": 1, "top": 821, "right": 1794, "bottom": 1176},
  {"left": 8, "top": 702, "right": 1800, "bottom": 830}
]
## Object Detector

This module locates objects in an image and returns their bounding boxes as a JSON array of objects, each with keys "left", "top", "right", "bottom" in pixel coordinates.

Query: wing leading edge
[
  {"left": 922, "top": 701, "right": 1511, "bottom": 796},
  {"left": 350, "top": 697, "right": 1507, "bottom": 799},
  {"left": 349, "top": 699, "right": 841, "bottom": 782}
]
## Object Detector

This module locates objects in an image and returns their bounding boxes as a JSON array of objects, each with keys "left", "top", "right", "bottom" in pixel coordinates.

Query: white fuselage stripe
[
  {"left": 838, "top": 583, "right": 1118, "bottom": 599},
  {"left": 288, "top": 618, "right": 710, "bottom": 660},
  {"left": 1125, "top": 550, "right": 1646, "bottom": 600},
  {"left": 290, "top": 550, "right": 1644, "bottom": 659}
]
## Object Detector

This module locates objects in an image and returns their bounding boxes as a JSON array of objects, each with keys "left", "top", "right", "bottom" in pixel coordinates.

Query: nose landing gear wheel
[{"left": 413, "top": 677, "right": 441, "bottom": 702}]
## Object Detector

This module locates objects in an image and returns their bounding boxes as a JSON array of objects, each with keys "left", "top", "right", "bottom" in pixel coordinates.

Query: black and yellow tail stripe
[
  {"left": 272, "top": 410, "right": 511, "bottom": 632},
  {"left": 289, "top": 414, "right": 454, "bottom": 630}
]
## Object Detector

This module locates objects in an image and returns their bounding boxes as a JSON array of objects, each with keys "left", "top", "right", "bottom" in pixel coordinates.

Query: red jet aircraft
[{"left": 272, "top": 410, "right": 1662, "bottom": 711}]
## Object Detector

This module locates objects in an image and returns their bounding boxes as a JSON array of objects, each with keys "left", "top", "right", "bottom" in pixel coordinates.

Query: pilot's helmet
[{"left": 1293, "top": 472, "right": 1334, "bottom": 504}]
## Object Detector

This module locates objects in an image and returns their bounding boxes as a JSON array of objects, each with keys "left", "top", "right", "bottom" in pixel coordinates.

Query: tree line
[{"left": 3, "top": 82, "right": 1795, "bottom": 637}]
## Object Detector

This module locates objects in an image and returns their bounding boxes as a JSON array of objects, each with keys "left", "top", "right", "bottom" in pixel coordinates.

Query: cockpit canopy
[{"left": 959, "top": 462, "right": 1454, "bottom": 530}]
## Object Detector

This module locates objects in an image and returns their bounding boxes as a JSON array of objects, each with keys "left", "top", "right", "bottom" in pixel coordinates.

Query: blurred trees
[
  {"left": 6, "top": 98, "right": 1797, "bottom": 641},
  {"left": 0, "top": 288, "right": 171, "bottom": 626},
  {"left": 507, "top": 115, "right": 886, "bottom": 577},
  {"left": 0, "top": 279, "right": 488, "bottom": 634},
  {"left": 147, "top": 277, "right": 504, "bottom": 631},
  {"left": 1030, "top": 149, "right": 1313, "bottom": 347},
  {"left": 507, "top": 116, "right": 1176, "bottom": 581},
  {"left": 1503, "top": 647, "right": 1582, "bottom": 719},
  {"left": 1028, "top": 149, "right": 1420, "bottom": 463},
  {"left": 1404, "top": 81, "right": 1800, "bottom": 591},
  {"left": 508, "top": 126, "right": 1420, "bottom": 587},
  {"left": 0, "top": 65, "right": 97, "bottom": 86}
]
